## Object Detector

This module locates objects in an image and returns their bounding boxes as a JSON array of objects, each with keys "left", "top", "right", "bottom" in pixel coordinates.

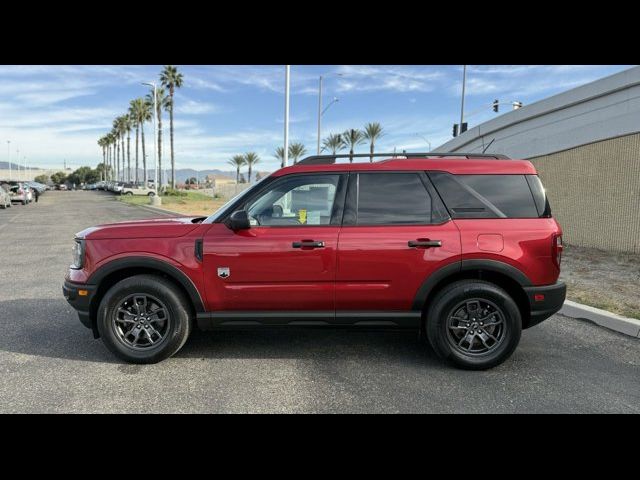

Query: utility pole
[
  {"left": 6, "top": 141, "right": 10, "bottom": 181},
  {"left": 460, "top": 65, "right": 467, "bottom": 134},
  {"left": 317, "top": 75, "right": 323, "bottom": 155},
  {"left": 284, "top": 65, "right": 290, "bottom": 167}
]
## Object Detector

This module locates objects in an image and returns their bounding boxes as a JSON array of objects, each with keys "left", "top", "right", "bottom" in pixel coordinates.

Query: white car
[
  {"left": 0, "top": 185, "right": 11, "bottom": 209},
  {"left": 121, "top": 183, "right": 156, "bottom": 196}
]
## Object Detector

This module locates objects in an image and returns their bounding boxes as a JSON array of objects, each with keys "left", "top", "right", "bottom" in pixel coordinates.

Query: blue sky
[{"left": 0, "top": 65, "right": 633, "bottom": 171}]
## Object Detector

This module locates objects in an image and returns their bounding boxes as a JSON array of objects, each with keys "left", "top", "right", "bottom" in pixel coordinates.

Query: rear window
[{"left": 429, "top": 172, "right": 546, "bottom": 219}]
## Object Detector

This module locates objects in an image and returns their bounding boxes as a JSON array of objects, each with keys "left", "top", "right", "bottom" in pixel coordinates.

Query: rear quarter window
[{"left": 429, "top": 172, "right": 543, "bottom": 219}]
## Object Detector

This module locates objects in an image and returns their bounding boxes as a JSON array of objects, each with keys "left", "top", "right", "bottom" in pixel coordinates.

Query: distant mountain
[{"left": 0, "top": 162, "right": 42, "bottom": 170}]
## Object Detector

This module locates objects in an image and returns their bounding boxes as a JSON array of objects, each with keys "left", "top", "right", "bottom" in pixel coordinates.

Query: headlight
[{"left": 71, "top": 239, "right": 85, "bottom": 269}]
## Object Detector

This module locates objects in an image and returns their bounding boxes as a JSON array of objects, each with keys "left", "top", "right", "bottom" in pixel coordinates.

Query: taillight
[{"left": 552, "top": 234, "right": 563, "bottom": 268}]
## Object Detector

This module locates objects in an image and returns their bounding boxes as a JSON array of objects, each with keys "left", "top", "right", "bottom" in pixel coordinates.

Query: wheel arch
[
  {"left": 414, "top": 260, "right": 533, "bottom": 329},
  {"left": 87, "top": 257, "right": 205, "bottom": 337}
]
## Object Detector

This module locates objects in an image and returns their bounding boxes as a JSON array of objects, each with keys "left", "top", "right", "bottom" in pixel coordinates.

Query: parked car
[
  {"left": 1, "top": 181, "right": 30, "bottom": 205},
  {"left": 64, "top": 152, "right": 565, "bottom": 369},
  {"left": 121, "top": 183, "right": 156, "bottom": 196},
  {"left": 0, "top": 184, "right": 11, "bottom": 209},
  {"left": 111, "top": 182, "right": 125, "bottom": 194}
]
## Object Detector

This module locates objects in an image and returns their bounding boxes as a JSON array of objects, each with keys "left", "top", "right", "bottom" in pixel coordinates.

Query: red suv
[{"left": 64, "top": 153, "right": 565, "bottom": 369}]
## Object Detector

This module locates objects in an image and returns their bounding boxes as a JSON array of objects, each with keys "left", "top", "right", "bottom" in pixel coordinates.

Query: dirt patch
[{"left": 561, "top": 244, "right": 640, "bottom": 319}]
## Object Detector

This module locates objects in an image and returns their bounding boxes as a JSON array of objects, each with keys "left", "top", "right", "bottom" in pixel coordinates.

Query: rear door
[{"left": 335, "top": 172, "right": 461, "bottom": 319}]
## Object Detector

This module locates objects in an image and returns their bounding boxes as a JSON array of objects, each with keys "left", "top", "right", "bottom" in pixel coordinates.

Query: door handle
[
  {"left": 292, "top": 240, "right": 325, "bottom": 249},
  {"left": 408, "top": 239, "right": 442, "bottom": 248}
]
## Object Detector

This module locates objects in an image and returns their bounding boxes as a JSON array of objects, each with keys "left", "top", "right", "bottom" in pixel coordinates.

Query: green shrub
[{"left": 163, "top": 188, "right": 187, "bottom": 197}]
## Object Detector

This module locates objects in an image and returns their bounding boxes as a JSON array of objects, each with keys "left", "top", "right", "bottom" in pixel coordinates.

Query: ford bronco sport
[{"left": 64, "top": 153, "right": 566, "bottom": 369}]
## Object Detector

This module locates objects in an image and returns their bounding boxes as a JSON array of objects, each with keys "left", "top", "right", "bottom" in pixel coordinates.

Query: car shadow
[{"left": 0, "top": 298, "right": 440, "bottom": 367}]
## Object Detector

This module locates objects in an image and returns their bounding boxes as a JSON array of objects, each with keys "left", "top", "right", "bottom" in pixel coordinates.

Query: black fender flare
[
  {"left": 412, "top": 259, "right": 532, "bottom": 312},
  {"left": 87, "top": 256, "right": 205, "bottom": 313}
]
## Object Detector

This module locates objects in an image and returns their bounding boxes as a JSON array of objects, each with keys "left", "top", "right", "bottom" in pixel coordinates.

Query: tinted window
[
  {"left": 429, "top": 172, "right": 540, "bottom": 219},
  {"left": 356, "top": 173, "right": 433, "bottom": 225},
  {"left": 525, "top": 175, "right": 551, "bottom": 217}
]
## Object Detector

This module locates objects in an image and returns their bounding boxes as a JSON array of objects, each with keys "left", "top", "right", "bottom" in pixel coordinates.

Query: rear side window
[
  {"left": 429, "top": 172, "right": 543, "bottom": 219},
  {"left": 351, "top": 172, "right": 447, "bottom": 225}
]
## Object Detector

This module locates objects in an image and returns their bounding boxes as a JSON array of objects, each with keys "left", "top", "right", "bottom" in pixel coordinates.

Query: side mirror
[{"left": 224, "top": 210, "right": 251, "bottom": 231}]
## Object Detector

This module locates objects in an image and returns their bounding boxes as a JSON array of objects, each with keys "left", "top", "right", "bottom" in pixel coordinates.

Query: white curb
[{"left": 560, "top": 300, "right": 640, "bottom": 338}]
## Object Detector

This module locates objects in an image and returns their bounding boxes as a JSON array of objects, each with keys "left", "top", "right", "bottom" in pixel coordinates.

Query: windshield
[{"left": 204, "top": 174, "right": 271, "bottom": 223}]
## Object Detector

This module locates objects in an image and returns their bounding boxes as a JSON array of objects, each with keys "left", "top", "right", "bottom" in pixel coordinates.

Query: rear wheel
[
  {"left": 426, "top": 280, "right": 522, "bottom": 370},
  {"left": 97, "top": 274, "right": 192, "bottom": 363}
]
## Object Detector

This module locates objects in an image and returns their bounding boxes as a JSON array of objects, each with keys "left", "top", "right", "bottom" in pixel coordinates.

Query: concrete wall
[
  {"left": 436, "top": 66, "right": 640, "bottom": 159},
  {"left": 435, "top": 66, "right": 640, "bottom": 253},
  {"left": 530, "top": 133, "right": 640, "bottom": 254}
]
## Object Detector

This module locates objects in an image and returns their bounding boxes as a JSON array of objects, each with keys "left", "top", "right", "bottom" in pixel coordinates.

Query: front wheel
[
  {"left": 426, "top": 280, "right": 522, "bottom": 370},
  {"left": 97, "top": 274, "right": 192, "bottom": 363}
]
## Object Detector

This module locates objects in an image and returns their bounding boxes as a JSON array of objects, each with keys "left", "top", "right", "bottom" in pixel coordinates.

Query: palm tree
[
  {"left": 130, "top": 98, "right": 152, "bottom": 186},
  {"left": 146, "top": 87, "right": 169, "bottom": 187},
  {"left": 115, "top": 116, "right": 127, "bottom": 182},
  {"left": 244, "top": 152, "right": 260, "bottom": 184},
  {"left": 122, "top": 115, "right": 132, "bottom": 182},
  {"left": 288, "top": 142, "right": 307, "bottom": 164},
  {"left": 321, "top": 133, "right": 346, "bottom": 155},
  {"left": 160, "top": 65, "right": 184, "bottom": 189},
  {"left": 342, "top": 129, "right": 366, "bottom": 162},
  {"left": 97, "top": 137, "right": 106, "bottom": 181},
  {"left": 228, "top": 155, "right": 246, "bottom": 184},
  {"left": 111, "top": 121, "right": 120, "bottom": 181},
  {"left": 363, "top": 122, "right": 384, "bottom": 162},
  {"left": 274, "top": 146, "right": 286, "bottom": 168}
]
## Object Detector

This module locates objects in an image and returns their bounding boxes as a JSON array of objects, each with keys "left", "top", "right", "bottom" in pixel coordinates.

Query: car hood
[{"left": 76, "top": 217, "right": 207, "bottom": 240}]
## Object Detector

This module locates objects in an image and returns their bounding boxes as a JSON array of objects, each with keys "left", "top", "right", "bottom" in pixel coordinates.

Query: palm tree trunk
[
  {"left": 135, "top": 124, "right": 139, "bottom": 185},
  {"left": 115, "top": 138, "right": 119, "bottom": 182},
  {"left": 236, "top": 167, "right": 240, "bottom": 184},
  {"left": 248, "top": 165, "right": 252, "bottom": 184},
  {"left": 141, "top": 123, "right": 147, "bottom": 186},
  {"left": 350, "top": 147, "right": 354, "bottom": 163},
  {"left": 121, "top": 135, "right": 125, "bottom": 182},
  {"left": 158, "top": 104, "right": 163, "bottom": 188},
  {"left": 169, "top": 88, "right": 176, "bottom": 189},
  {"left": 127, "top": 131, "right": 131, "bottom": 183},
  {"left": 369, "top": 143, "right": 374, "bottom": 163}
]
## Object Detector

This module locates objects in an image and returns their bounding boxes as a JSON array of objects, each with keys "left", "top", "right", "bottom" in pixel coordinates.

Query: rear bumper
[
  {"left": 523, "top": 281, "right": 566, "bottom": 328},
  {"left": 63, "top": 279, "right": 97, "bottom": 331}
]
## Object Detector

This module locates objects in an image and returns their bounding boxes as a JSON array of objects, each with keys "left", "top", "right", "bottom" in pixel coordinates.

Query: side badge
[{"left": 217, "top": 267, "right": 230, "bottom": 279}]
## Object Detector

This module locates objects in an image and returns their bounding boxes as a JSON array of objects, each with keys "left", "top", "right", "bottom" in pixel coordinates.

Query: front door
[{"left": 203, "top": 173, "right": 347, "bottom": 318}]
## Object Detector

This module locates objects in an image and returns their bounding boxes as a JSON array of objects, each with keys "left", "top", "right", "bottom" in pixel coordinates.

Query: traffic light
[
  {"left": 461, "top": 122, "right": 468, "bottom": 134},
  {"left": 453, "top": 123, "right": 458, "bottom": 137},
  {"left": 493, "top": 99, "right": 499, "bottom": 113}
]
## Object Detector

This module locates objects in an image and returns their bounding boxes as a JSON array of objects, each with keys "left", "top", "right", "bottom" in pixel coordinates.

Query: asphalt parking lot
[{"left": 0, "top": 191, "right": 638, "bottom": 413}]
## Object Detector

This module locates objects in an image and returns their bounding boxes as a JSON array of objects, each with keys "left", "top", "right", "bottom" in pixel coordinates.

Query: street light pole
[
  {"left": 415, "top": 134, "right": 431, "bottom": 152},
  {"left": 284, "top": 65, "right": 290, "bottom": 167},
  {"left": 316, "top": 72, "right": 343, "bottom": 154},
  {"left": 142, "top": 82, "right": 158, "bottom": 200},
  {"left": 317, "top": 75, "right": 323, "bottom": 155},
  {"left": 460, "top": 65, "right": 467, "bottom": 133},
  {"left": 6, "top": 141, "right": 10, "bottom": 181}
]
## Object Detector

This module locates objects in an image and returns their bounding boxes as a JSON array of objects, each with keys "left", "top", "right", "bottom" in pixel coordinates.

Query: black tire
[
  {"left": 97, "top": 274, "right": 192, "bottom": 364},
  {"left": 426, "top": 280, "right": 522, "bottom": 370},
  {"left": 126, "top": 191, "right": 133, "bottom": 196}
]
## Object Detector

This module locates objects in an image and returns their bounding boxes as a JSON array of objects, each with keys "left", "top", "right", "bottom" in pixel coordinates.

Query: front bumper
[
  {"left": 63, "top": 279, "right": 97, "bottom": 332},
  {"left": 523, "top": 281, "right": 566, "bottom": 328}
]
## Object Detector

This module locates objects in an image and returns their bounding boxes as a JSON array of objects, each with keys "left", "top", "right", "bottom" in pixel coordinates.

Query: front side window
[{"left": 246, "top": 174, "right": 342, "bottom": 226}]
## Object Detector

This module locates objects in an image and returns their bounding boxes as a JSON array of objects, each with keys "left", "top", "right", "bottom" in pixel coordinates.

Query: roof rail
[{"left": 297, "top": 152, "right": 510, "bottom": 165}]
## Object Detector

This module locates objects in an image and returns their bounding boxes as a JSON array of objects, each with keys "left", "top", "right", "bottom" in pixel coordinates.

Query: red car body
[{"left": 64, "top": 154, "right": 565, "bottom": 366}]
